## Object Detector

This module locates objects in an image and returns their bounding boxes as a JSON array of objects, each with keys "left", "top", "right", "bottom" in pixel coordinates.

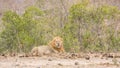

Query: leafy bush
[
  {"left": 63, "top": 1, "right": 120, "bottom": 52},
  {"left": 0, "top": 6, "right": 43, "bottom": 53},
  {"left": 0, "top": 1, "right": 120, "bottom": 53}
]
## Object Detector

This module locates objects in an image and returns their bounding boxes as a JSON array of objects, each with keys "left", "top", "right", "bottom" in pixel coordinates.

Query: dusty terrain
[{"left": 0, "top": 53, "right": 120, "bottom": 68}]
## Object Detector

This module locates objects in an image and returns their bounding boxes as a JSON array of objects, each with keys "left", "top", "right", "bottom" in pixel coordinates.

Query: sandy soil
[{"left": 0, "top": 53, "right": 120, "bottom": 68}]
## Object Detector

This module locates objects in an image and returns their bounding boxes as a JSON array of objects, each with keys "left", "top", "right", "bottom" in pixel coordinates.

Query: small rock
[
  {"left": 58, "top": 63, "right": 63, "bottom": 66},
  {"left": 48, "top": 58, "right": 52, "bottom": 61},
  {"left": 10, "top": 53, "right": 16, "bottom": 57},
  {"left": 18, "top": 54, "right": 24, "bottom": 57},
  {"left": 108, "top": 54, "right": 114, "bottom": 58},
  {"left": 36, "top": 67, "right": 40, "bottom": 68},
  {"left": 75, "top": 61, "right": 79, "bottom": 65},
  {"left": 71, "top": 53, "right": 77, "bottom": 57},
  {"left": 15, "top": 64, "right": 20, "bottom": 66},
  {"left": 1, "top": 54, "right": 7, "bottom": 58},
  {"left": 85, "top": 55, "right": 90, "bottom": 60},
  {"left": 24, "top": 53, "right": 30, "bottom": 57},
  {"left": 1, "top": 54, "right": 5, "bottom": 56}
]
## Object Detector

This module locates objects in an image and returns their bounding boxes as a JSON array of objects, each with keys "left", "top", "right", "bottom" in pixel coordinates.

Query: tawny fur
[
  {"left": 48, "top": 36, "right": 65, "bottom": 53},
  {"left": 31, "top": 36, "right": 65, "bottom": 56},
  {"left": 31, "top": 46, "right": 55, "bottom": 56}
]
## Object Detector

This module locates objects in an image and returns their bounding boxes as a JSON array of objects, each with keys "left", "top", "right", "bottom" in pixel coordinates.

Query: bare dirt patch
[{"left": 0, "top": 53, "right": 120, "bottom": 68}]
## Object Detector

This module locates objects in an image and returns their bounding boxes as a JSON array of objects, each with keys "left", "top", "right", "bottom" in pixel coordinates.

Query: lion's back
[{"left": 31, "top": 45, "right": 54, "bottom": 56}]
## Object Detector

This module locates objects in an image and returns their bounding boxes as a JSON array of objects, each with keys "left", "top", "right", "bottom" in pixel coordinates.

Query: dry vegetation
[{"left": 0, "top": 0, "right": 120, "bottom": 68}]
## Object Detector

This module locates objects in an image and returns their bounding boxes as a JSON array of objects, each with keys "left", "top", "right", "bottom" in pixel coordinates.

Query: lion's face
[
  {"left": 54, "top": 37, "right": 63, "bottom": 48},
  {"left": 50, "top": 36, "right": 63, "bottom": 49}
]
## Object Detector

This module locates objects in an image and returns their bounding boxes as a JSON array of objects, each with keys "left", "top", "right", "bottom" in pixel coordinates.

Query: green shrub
[
  {"left": 0, "top": 6, "right": 43, "bottom": 53},
  {"left": 63, "top": 1, "right": 120, "bottom": 52}
]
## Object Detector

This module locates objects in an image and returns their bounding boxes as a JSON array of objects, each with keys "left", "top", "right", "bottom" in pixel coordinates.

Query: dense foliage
[
  {"left": 0, "top": 6, "right": 43, "bottom": 53},
  {"left": 63, "top": 1, "right": 120, "bottom": 52},
  {"left": 0, "top": 0, "right": 120, "bottom": 53}
]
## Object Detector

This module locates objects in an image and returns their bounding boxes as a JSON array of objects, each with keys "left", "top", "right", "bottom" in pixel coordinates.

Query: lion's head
[
  {"left": 49, "top": 36, "right": 65, "bottom": 52},
  {"left": 49, "top": 36, "right": 63, "bottom": 48}
]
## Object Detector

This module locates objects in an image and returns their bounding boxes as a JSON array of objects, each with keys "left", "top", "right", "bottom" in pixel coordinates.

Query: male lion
[
  {"left": 48, "top": 36, "right": 65, "bottom": 53},
  {"left": 31, "top": 36, "right": 65, "bottom": 56}
]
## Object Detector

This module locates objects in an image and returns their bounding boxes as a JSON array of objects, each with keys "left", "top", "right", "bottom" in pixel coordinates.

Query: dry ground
[{"left": 0, "top": 53, "right": 120, "bottom": 68}]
